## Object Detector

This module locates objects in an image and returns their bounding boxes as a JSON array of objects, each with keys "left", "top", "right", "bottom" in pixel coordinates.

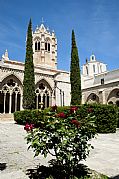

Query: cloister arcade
[
  {"left": 0, "top": 75, "right": 22, "bottom": 113},
  {"left": 86, "top": 88, "right": 119, "bottom": 106},
  {"left": 86, "top": 93, "right": 99, "bottom": 104},
  {"left": 0, "top": 75, "right": 54, "bottom": 113},
  {"left": 35, "top": 79, "right": 53, "bottom": 109}
]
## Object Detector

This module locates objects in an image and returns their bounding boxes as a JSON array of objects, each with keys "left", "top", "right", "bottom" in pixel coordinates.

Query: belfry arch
[
  {"left": 0, "top": 75, "right": 22, "bottom": 113},
  {"left": 35, "top": 79, "right": 53, "bottom": 109}
]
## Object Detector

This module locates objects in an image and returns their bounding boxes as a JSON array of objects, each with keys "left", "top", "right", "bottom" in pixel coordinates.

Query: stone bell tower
[{"left": 33, "top": 23, "right": 57, "bottom": 69}]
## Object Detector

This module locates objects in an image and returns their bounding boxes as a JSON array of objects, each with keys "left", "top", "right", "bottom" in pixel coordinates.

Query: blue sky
[{"left": 0, "top": 0, "right": 119, "bottom": 72}]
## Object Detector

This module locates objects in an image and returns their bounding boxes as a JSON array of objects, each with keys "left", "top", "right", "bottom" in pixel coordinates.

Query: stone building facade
[
  {"left": 0, "top": 24, "right": 71, "bottom": 113},
  {"left": 82, "top": 54, "right": 119, "bottom": 106},
  {"left": 0, "top": 23, "right": 119, "bottom": 114}
]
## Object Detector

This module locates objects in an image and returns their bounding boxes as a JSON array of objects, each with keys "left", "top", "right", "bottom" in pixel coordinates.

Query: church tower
[
  {"left": 33, "top": 23, "right": 57, "bottom": 69},
  {"left": 82, "top": 54, "right": 107, "bottom": 77}
]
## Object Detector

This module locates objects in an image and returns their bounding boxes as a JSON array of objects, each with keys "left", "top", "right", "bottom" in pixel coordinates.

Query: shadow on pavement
[
  {"left": 111, "top": 175, "right": 119, "bottom": 179},
  {"left": 26, "top": 160, "right": 89, "bottom": 179},
  {"left": 0, "top": 163, "right": 7, "bottom": 171}
]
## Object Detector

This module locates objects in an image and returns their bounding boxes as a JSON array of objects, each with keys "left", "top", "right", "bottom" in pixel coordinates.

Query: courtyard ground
[{"left": 0, "top": 121, "right": 119, "bottom": 179}]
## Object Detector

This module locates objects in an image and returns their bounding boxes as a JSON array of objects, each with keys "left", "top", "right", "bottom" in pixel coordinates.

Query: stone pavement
[
  {"left": 82, "top": 129, "right": 119, "bottom": 178},
  {"left": 0, "top": 121, "right": 119, "bottom": 179},
  {"left": 0, "top": 121, "right": 52, "bottom": 179}
]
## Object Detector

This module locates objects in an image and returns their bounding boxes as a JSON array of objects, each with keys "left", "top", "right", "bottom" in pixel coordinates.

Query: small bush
[{"left": 14, "top": 109, "right": 45, "bottom": 126}]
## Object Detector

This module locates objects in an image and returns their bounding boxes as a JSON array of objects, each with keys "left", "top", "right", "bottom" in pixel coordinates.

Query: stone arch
[
  {"left": 0, "top": 74, "right": 22, "bottom": 113},
  {"left": 45, "top": 37, "right": 51, "bottom": 42},
  {"left": 35, "top": 79, "right": 53, "bottom": 109},
  {"left": 107, "top": 88, "right": 119, "bottom": 105},
  {"left": 86, "top": 93, "right": 99, "bottom": 104},
  {"left": 34, "top": 36, "right": 41, "bottom": 41},
  {"left": 1, "top": 74, "right": 22, "bottom": 91}
]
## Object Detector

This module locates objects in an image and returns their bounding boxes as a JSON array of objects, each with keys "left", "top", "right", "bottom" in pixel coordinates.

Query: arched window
[
  {"left": 35, "top": 42, "right": 37, "bottom": 51},
  {"left": 86, "top": 66, "right": 88, "bottom": 75},
  {"left": 93, "top": 64, "right": 95, "bottom": 73},
  {"left": 38, "top": 42, "right": 40, "bottom": 50},
  {"left": 45, "top": 42, "right": 50, "bottom": 52},
  {"left": 45, "top": 42, "right": 47, "bottom": 51},
  {"left": 35, "top": 41, "right": 40, "bottom": 51},
  {"left": 48, "top": 43, "right": 50, "bottom": 52}
]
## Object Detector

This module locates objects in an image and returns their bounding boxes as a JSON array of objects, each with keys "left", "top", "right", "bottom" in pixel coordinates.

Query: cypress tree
[
  {"left": 70, "top": 30, "right": 81, "bottom": 105},
  {"left": 23, "top": 19, "right": 35, "bottom": 109}
]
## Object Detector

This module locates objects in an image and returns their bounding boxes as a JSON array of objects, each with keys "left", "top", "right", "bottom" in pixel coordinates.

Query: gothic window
[
  {"left": 35, "top": 41, "right": 40, "bottom": 51},
  {"left": 48, "top": 43, "right": 50, "bottom": 52},
  {"left": 45, "top": 42, "right": 47, "bottom": 51},
  {"left": 35, "top": 42, "right": 37, "bottom": 51},
  {"left": 45, "top": 42, "right": 50, "bottom": 52},
  {"left": 86, "top": 66, "right": 88, "bottom": 75},
  {"left": 93, "top": 65, "right": 95, "bottom": 73},
  {"left": 38, "top": 42, "right": 40, "bottom": 50}
]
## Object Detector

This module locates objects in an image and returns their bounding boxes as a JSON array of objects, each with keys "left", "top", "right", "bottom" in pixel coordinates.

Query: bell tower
[{"left": 33, "top": 23, "right": 57, "bottom": 69}]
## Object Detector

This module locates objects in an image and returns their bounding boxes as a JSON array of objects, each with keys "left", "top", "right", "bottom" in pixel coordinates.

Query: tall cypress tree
[
  {"left": 70, "top": 30, "right": 81, "bottom": 105},
  {"left": 23, "top": 19, "right": 35, "bottom": 109}
]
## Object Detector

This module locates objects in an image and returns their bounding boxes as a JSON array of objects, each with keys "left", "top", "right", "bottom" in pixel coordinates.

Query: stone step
[{"left": 0, "top": 113, "right": 14, "bottom": 121}]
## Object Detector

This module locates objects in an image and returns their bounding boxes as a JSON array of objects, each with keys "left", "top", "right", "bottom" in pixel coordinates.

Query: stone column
[
  {"left": 20, "top": 94, "right": 23, "bottom": 110},
  {"left": 102, "top": 90, "right": 106, "bottom": 104},
  {"left": 81, "top": 93, "right": 85, "bottom": 104},
  {"left": 62, "top": 91, "right": 64, "bottom": 106},
  {"left": 41, "top": 93, "right": 43, "bottom": 103},
  {"left": 15, "top": 92, "right": 18, "bottom": 112},
  {"left": 3, "top": 93, "right": 6, "bottom": 114},
  {"left": 51, "top": 93, "right": 56, "bottom": 106},
  {"left": 36, "top": 94, "right": 39, "bottom": 109},
  {"left": 45, "top": 94, "right": 47, "bottom": 108},
  {"left": 60, "top": 90, "right": 62, "bottom": 106},
  {"left": 9, "top": 93, "right": 12, "bottom": 114},
  {"left": 49, "top": 93, "right": 52, "bottom": 106}
]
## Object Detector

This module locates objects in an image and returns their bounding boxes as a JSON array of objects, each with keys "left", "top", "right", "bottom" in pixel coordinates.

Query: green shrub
[
  {"left": 77, "top": 104, "right": 118, "bottom": 133},
  {"left": 14, "top": 104, "right": 118, "bottom": 133},
  {"left": 116, "top": 107, "right": 119, "bottom": 128},
  {"left": 14, "top": 109, "right": 45, "bottom": 126}
]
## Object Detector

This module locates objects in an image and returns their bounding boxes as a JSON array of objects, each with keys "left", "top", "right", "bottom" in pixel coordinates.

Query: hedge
[
  {"left": 14, "top": 104, "right": 118, "bottom": 133},
  {"left": 77, "top": 104, "right": 118, "bottom": 133}
]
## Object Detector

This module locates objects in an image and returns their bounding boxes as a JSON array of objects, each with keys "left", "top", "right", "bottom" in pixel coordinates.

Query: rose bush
[{"left": 25, "top": 106, "right": 97, "bottom": 175}]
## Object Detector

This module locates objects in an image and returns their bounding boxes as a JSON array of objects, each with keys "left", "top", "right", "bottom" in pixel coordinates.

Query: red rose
[
  {"left": 70, "top": 106, "right": 78, "bottom": 113},
  {"left": 71, "top": 119, "right": 80, "bottom": 128},
  {"left": 57, "top": 112, "right": 66, "bottom": 118},
  {"left": 24, "top": 123, "right": 34, "bottom": 131}
]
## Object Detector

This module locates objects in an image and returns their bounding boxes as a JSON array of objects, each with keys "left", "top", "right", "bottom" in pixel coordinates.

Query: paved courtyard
[{"left": 0, "top": 121, "right": 119, "bottom": 179}]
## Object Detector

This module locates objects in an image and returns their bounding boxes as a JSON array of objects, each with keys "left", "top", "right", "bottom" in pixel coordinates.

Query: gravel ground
[{"left": 0, "top": 121, "right": 119, "bottom": 178}]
